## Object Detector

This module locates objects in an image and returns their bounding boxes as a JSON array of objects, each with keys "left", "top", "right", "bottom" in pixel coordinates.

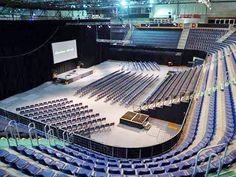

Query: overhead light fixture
[
  {"left": 121, "top": 0, "right": 128, "bottom": 7},
  {"left": 197, "top": 0, "right": 211, "bottom": 10},
  {"left": 149, "top": 0, "right": 154, "bottom": 7}
]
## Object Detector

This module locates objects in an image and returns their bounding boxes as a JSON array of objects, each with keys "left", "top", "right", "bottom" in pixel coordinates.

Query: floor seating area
[
  {"left": 121, "top": 61, "right": 160, "bottom": 71},
  {"left": 185, "top": 28, "right": 228, "bottom": 51},
  {"left": 77, "top": 71, "right": 159, "bottom": 106},
  {"left": 131, "top": 29, "right": 182, "bottom": 48},
  {"left": 15, "top": 98, "right": 114, "bottom": 138},
  {"left": 143, "top": 66, "right": 202, "bottom": 105}
]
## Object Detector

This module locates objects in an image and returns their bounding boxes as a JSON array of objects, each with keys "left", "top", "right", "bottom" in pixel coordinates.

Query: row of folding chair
[
  {"left": 122, "top": 75, "right": 158, "bottom": 106},
  {"left": 96, "top": 73, "right": 142, "bottom": 102},
  {"left": 16, "top": 98, "right": 68, "bottom": 111},
  {"left": 43, "top": 113, "right": 100, "bottom": 126},
  {"left": 18, "top": 100, "right": 76, "bottom": 114},
  {"left": 75, "top": 122, "right": 115, "bottom": 136},
  {"left": 89, "top": 72, "right": 134, "bottom": 99},
  {"left": 78, "top": 71, "right": 124, "bottom": 97},
  {"left": 110, "top": 75, "right": 149, "bottom": 104},
  {"left": 88, "top": 72, "right": 131, "bottom": 98},
  {"left": 52, "top": 114, "right": 102, "bottom": 128},
  {"left": 76, "top": 70, "right": 120, "bottom": 95}
]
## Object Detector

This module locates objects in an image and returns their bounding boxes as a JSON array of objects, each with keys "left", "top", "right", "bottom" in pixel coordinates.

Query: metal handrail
[
  {"left": 4, "top": 125, "right": 18, "bottom": 147},
  {"left": 47, "top": 129, "right": 55, "bottom": 146},
  {"left": 54, "top": 127, "right": 61, "bottom": 145},
  {"left": 28, "top": 127, "right": 39, "bottom": 147},
  {"left": 69, "top": 132, "right": 74, "bottom": 144},
  {"left": 205, "top": 152, "right": 222, "bottom": 177},
  {"left": 8, "top": 120, "right": 20, "bottom": 139},
  {"left": 192, "top": 143, "right": 227, "bottom": 177},
  {"left": 44, "top": 123, "right": 51, "bottom": 139},
  {"left": 62, "top": 130, "right": 69, "bottom": 145},
  {"left": 28, "top": 122, "right": 36, "bottom": 129}
]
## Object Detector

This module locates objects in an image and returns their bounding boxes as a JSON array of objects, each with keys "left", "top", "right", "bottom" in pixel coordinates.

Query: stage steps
[
  {"left": 177, "top": 28, "right": 190, "bottom": 49},
  {"left": 217, "top": 28, "right": 236, "bottom": 43},
  {"left": 140, "top": 95, "right": 190, "bottom": 111},
  {"left": 140, "top": 101, "right": 189, "bottom": 124}
]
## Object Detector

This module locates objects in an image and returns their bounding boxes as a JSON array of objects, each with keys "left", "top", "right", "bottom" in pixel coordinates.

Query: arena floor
[{"left": 0, "top": 60, "right": 184, "bottom": 147}]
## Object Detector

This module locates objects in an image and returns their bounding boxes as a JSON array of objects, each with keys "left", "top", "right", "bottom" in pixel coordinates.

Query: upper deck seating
[
  {"left": 185, "top": 29, "right": 228, "bottom": 51},
  {"left": 131, "top": 29, "right": 182, "bottom": 48}
]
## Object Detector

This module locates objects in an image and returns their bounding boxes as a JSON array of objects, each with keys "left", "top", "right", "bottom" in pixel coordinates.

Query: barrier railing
[
  {"left": 0, "top": 106, "right": 189, "bottom": 159},
  {"left": 28, "top": 122, "right": 39, "bottom": 147},
  {"left": 192, "top": 143, "right": 227, "bottom": 177},
  {"left": 4, "top": 124, "right": 18, "bottom": 147}
]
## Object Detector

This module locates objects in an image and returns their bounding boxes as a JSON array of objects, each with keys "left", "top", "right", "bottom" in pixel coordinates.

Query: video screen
[{"left": 52, "top": 40, "right": 78, "bottom": 64}]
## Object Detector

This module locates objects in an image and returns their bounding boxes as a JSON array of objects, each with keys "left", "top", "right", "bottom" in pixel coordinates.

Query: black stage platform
[{"left": 120, "top": 111, "right": 149, "bottom": 129}]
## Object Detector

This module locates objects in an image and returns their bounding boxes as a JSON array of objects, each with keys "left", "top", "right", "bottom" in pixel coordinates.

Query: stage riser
[
  {"left": 120, "top": 119, "right": 144, "bottom": 129},
  {"left": 56, "top": 69, "right": 93, "bottom": 85}
]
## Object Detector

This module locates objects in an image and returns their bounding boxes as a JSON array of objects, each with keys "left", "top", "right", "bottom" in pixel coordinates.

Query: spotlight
[
  {"left": 197, "top": 0, "right": 211, "bottom": 10},
  {"left": 149, "top": 0, "right": 154, "bottom": 7},
  {"left": 121, "top": 0, "right": 128, "bottom": 7}
]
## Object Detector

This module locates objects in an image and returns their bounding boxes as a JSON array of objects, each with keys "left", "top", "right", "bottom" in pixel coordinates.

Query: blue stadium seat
[{"left": 22, "top": 164, "right": 41, "bottom": 176}]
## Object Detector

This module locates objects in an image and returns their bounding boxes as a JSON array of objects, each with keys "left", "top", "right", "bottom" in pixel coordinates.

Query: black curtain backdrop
[
  {"left": 98, "top": 44, "right": 207, "bottom": 66},
  {"left": 0, "top": 21, "right": 107, "bottom": 100}
]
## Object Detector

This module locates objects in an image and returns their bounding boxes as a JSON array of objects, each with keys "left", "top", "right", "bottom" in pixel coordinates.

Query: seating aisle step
[
  {"left": 177, "top": 28, "right": 190, "bottom": 49},
  {"left": 217, "top": 28, "right": 236, "bottom": 43}
]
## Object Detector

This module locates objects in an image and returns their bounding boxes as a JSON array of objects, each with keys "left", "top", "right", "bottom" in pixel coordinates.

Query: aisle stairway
[
  {"left": 177, "top": 28, "right": 190, "bottom": 49},
  {"left": 217, "top": 29, "right": 236, "bottom": 43}
]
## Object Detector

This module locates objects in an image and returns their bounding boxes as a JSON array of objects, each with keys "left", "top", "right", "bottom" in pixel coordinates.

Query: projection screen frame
[{"left": 52, "top": 39, "right": 78, "bottom": 64}]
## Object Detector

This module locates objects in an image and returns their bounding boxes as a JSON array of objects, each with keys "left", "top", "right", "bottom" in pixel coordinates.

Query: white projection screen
[{"left": 52, "top": 40, "right": 78, "bottom": 64}]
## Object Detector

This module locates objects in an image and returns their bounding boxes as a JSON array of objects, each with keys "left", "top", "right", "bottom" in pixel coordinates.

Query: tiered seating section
[
  {"left": 143, "top": 66, "right": 202, "bottom": 105},
  {"left": 185, "top": 28, "right": 228, "bottom": 51},
  {"left": 77, "top": 71, "right": 159, "bottom": 106},
  {"left": 226, "top": 31, "right": 236, "bottom": 42},
  {"left": 16, "top": 98, "right": 114, "bottom": 137},
  {"left": 110, "top": 25, "right": 129, "bottom": 40},
  {"left": 131, "top": 29, "right": 182, "bottom": 48},
  {"left": 223, "top": 31, "right": 236, "bottom": 46},
  {"left": 121, "top": 61, "right": 160, "bottom": 71}
]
